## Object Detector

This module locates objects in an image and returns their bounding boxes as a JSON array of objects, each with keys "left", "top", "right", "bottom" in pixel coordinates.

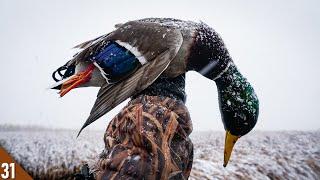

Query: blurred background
[{"left": 1, "top": 0, "right": 319, "bottom": 132}]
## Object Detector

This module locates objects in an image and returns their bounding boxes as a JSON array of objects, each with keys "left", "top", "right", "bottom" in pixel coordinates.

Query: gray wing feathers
[{"left": 77, "top": 21, "right": 183, "bottom": 136}]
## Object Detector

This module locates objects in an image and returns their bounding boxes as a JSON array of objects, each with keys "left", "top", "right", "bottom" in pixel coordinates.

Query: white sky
[{"left": 0, "top": 0, "right": 319, "bottom": 132}]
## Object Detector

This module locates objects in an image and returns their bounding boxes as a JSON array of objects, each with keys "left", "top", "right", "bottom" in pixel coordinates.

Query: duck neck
[{"left": 215, "top": 62, "right": 245, "bottom": 88}]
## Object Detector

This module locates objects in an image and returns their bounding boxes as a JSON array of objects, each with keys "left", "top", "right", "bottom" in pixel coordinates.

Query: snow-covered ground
[
  {"left": 0, "top": 127, "right": 319, "bottom": 179},
  {"left": 190, "top": 131, "right": 320, "bottom": 180}
]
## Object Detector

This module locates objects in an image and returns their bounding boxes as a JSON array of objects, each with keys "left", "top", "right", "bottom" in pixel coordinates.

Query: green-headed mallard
[{"left": 51, "top": 18, "right": 259, "bottom": 179}]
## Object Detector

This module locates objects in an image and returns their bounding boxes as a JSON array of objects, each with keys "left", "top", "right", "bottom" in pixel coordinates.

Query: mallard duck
[{"left": 51, "top": 18, "right": 259, "bottom": 175}]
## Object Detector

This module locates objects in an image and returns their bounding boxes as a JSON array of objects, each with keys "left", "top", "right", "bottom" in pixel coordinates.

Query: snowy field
[{"left": 0, "top": 127, "right": 319, "bottom": 179}]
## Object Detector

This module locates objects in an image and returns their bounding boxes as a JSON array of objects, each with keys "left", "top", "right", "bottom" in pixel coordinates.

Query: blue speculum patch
[{"left": 93, "top": 42, "right": 139, "bottom": 77}]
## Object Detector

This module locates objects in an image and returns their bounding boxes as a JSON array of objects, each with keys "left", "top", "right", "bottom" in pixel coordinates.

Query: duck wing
[{"left": 78, "top": 21, "right": 183, "bottom": 135}]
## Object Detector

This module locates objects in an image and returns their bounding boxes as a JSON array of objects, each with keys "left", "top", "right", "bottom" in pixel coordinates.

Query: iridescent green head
[
  {"left": 215, "top": 62, "right": 259, "bottom": 136},
  {"left": 213, "top": 62, "right": 259, "bottom": 167}
]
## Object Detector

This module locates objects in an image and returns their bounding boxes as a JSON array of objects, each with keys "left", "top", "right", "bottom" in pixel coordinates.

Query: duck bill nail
[{"left": 223, "top": 131, "right": 240, "bottom": 167}]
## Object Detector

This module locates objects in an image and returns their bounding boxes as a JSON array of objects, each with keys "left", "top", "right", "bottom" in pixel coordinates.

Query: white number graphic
[
  {"left": 9, "top": 163, "right": 15, "bottom": 179},
  {"left": 1, "top": 163, "right": 15, "bottom": 179},
  {"left": 1, "top": 163, "right": 9, "bottom": 179}
]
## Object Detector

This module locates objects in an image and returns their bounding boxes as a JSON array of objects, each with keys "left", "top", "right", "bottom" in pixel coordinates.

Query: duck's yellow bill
[{"left": 223, "top": 131, "right": 240, "bottom": 167}]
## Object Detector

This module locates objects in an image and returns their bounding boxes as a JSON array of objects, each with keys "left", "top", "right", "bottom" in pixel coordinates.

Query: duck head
[
  {"left": 50, "top": 61, "right": 105, "bottom": 97},
  {"left": 214, "top": 62, "right": 259, "bottom": 167}
]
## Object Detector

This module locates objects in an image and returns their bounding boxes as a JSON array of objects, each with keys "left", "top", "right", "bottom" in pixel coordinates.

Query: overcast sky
[{"left": 0, "top": 0, "right": 319, "bottom": 132}]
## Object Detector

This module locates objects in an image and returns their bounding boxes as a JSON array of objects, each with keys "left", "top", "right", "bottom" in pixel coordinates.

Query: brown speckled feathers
[{"left": 94, "top": 95, "right": 193, "bottom": 180}]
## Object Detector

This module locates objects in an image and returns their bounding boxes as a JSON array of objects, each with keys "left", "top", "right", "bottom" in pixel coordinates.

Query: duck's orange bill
[{"left": 59, "top": 64, "right": 95, "bottom": 97}]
